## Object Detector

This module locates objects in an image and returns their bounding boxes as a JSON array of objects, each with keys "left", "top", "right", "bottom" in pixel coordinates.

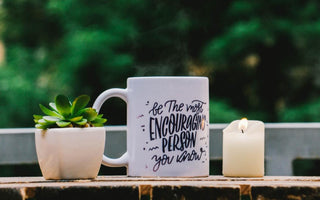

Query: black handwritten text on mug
[
  {"left": 151, "top": 148, "right": 206, "bottom": 172},
  {"left": 149, "top": 113, "right": 206, "bottom": 140},
  {"left": 164, "top": 100, "right": 184, "bottom": 113},
  {"left": 151, "top": 154, "right": 174, "bottom": 172},
  {"left": 176, "top": 148, "right": 206, "bottom": 163},
  {"left": 161, "top": 131, "right": 197, "bottom": 153},
  {"left": 186, "top": 100, "right": 206, "bottom": 114},
  {"left": 149, "top": 99, "right": 206, "bottom": 116},
  {"left": 146, "top": 99, "right": 208, "bottom": 173}
]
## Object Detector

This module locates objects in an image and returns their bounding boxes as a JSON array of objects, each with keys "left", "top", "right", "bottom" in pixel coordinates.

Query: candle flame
[{"left": 238, "top": 118, "right": 248, "bottom": 133}]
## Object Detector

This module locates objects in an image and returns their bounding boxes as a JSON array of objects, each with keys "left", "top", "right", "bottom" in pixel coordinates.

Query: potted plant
[{"left": 34, "top": 94, "right": 107, "bottom": 180}]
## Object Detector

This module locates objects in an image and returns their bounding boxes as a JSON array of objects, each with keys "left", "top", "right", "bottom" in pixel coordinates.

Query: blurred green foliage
[
  {"left": 1, "top": 0, "right": 320, "bottom": 127},
  {"left": 210, "top": 100, "right": 241, "bottom": 123}
]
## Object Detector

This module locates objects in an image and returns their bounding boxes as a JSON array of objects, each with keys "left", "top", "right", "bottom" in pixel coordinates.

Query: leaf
[
  {"left": 38, "top": 119, "right": 55, "bottom": 126},
  {"left": 36, "top": 124, "right": 48, "bottom": 129},
  {"left": 69, "top": 116, "right": 83, "bottom": 122},
  {"left": 39, "top": 104, "right": 63, "bottom": 118},
  {"left": 75, "top": 118, "right": 87, "bottom": 125},
  {"left": 92, "top": 123, "right": 104, "bottom": 127},
  {"left": 33, "top": 115, "right": 43, "bottom": 123},
  {"left": 55, "top": 95, "right": 71, "bottom": 117},
  {"left": 83, "top": 108, "right": 98, "bottom": 121},
  {"left": 49, "top": 103, "right": 58, "bottom": 112},
  {"left": 33, "top": 115, "right": 43, "bottom": 120},
  {"left": 71, "top": 95, "right": 90, "bottom": 115},
  {"left": 92, "top": 117, "right": 107, "bottom": 124},
  {"left": 56, "top": 121, "right": 71, "bottom": 127},
  {"left": 43, "top": 116, "right": 60, "bottom": 123}
]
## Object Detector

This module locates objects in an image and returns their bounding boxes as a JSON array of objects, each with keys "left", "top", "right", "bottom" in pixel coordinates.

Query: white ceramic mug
[{"left": 93, "top": 76, "right": 209, "bottom": 177}]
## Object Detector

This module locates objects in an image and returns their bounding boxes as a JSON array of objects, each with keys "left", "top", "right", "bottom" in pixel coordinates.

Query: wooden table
[{"left": 0, "top": 176, "right": 320, "bottom": 199}]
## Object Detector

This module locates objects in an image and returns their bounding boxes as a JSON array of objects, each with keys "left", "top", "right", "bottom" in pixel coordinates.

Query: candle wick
[{"left": 241, "top": 129, "right": 244, "bottom": 134}]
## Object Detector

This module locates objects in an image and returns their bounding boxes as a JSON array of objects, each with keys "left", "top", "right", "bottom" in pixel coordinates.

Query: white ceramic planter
[{"left": 35, "top": 127, "right": 105, "bottom": 180}]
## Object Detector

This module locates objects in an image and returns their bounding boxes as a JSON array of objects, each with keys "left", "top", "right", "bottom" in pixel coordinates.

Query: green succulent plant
[{"left": 34, "top": 94, "right": 107, "bottom": 129}]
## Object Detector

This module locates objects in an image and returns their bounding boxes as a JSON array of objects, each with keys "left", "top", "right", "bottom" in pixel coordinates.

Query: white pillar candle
[{"left": 223, "top": 118, "right": 265, "bottom": 177}]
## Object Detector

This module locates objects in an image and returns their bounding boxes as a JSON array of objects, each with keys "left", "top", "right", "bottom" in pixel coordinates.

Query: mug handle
[{"left": 93, "top": 89, "right": 129, "bottom": 167}]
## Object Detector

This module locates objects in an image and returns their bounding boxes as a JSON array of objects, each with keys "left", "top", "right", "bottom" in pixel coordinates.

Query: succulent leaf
[
  {"left": 49, "top": 103, "right": 58, "bottom": 112},
  {"left": 83, "top": 108, "right": 98, "bottom": 121},
  {"left": 39, "top": 104, "right": 63, "bottom": 118},
  {"left": 56, "top": 121, "right": 71, "bottom": 127},
  {"left": 33, "top": 115, "right": 42, "bottom": 123},
  {"left": 37, "top": 119, "right": 46, "bottom": 125},
  {"left": 34, "top": 94, "right": 107, "bottom": 129},
  {"left": 91, "top": 123, "right": 104, "bottom": 127},
  {"left": 33, "top": 115, "right": 43, "bottom": 120},
  {"left": 38, "top": 119, "right": 55, "bottom": 126},
  {"left": 92, "top": 117, "right": 107, "bottom": 124},
  {"left": 71, "top": 95, "right": 90, "bottom": 115},
  {"left": 75, "top": 119, "right": 87, "bottom": 125},
  {"left": 55, "top": 95, "right": 72, "bottom": 117},
  {"left": 69, "top": 116, "right": 83, "bottom": 122},
  {"left": 43, "top": 116, "right": 60, "bottom": 123},
  {"left": 36, "top": 124, "right": 48, "bottom": 129}
]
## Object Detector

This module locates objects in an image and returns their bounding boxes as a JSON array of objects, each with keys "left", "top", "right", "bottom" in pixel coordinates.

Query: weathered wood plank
[{"left": 0, "top": 176, "right": 320, "bottom": 200}]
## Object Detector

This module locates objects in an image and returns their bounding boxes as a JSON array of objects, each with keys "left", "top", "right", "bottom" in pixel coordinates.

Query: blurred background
[
  {"left": 1, "top": 0, "right": 320, "bottom": 177},
  {"left": 2, "top": 0, "right": 320, "bottom": 128}
]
